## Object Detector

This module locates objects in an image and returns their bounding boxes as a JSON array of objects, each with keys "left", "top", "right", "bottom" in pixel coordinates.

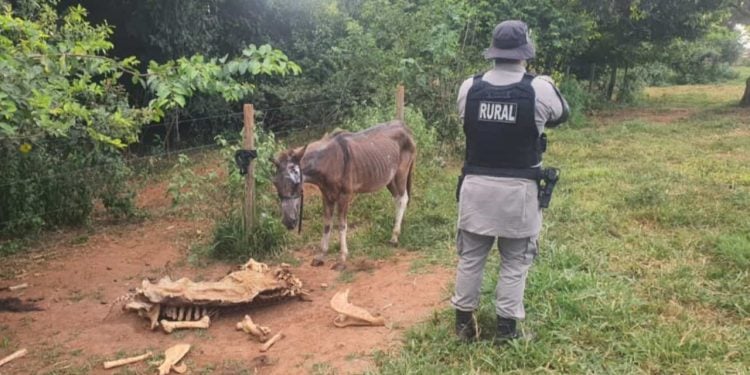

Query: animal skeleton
[{"left": 121, "top": 259, "right": 305, "bottom": 330}]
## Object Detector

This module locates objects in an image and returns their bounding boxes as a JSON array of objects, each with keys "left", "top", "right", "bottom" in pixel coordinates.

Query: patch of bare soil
[{"left": 0, "top": 180, "right": 451, "bottom": 374}]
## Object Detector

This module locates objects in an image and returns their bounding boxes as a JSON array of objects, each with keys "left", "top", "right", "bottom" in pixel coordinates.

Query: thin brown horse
[{"left": 271, "top": 120, "right": 416, "bottom": 270}]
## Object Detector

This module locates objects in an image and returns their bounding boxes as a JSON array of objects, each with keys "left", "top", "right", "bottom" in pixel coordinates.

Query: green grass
[
  {"left": 364, "top": 77, "right": 750, "bottom": 373},
  {"left": 170, "top": 78, "right": 750, "bottom": 372}
]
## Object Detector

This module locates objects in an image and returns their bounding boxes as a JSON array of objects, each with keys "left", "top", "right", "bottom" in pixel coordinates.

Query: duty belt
[
  {"left": 457, "top": 165, "right": 560, "bottom": 209},
  {"left": 461, "top": 165, "right": 542, "bottom": 181}
]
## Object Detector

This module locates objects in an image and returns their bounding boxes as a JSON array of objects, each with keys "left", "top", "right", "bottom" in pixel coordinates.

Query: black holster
[{"left": 538, "top": 168, "right": 560, "bottom": 209}]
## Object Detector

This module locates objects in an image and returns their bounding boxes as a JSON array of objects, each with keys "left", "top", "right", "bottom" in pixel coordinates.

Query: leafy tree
[
  {"left": 0, "top": 2, "right": 299, "bottom": 236},
  {"left": 578, "top": 0, "right": 729, "bottom": 100}
]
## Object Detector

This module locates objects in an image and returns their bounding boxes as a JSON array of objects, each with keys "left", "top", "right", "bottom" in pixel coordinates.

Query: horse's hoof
[
  {"left": 388, "top": 238, "right": 399, "bottom": 247},
  {"left": 331, "top": 262, "right": 347, "bottom": 271},
  {"left": 311, "top": 258, "right": 324, "bottom": 267}
]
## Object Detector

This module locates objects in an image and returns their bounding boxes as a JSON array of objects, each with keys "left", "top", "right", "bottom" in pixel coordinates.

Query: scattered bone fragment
[
  {"left": 172, "top": 363, "right": 188, "bottom": 374},
  {"left": 0, "top": 348, "right": 27, "bottom": 367},
  {"left": 102, "top": 351, "right": 152, "bottom": 370},
  {"left": 147, "top": 304, "right": 161, "bottom": 330},
  {"left": 4, "top": 283, "right": 28, "bottom": 292},
  {"left": 330, "top": 289, "right": 386, "bottom": 327},
  {"left": 260, "top": 332, "right": 284, "bottom": 352},
  {"left": 236, "top": 315, "right": 271, "bottom": 341},
  {"left": 160, "top": 315, "right": 210, "bottom": 333},
  {"left": 157, "top": 344, "right": 190, "bottom": 375}
]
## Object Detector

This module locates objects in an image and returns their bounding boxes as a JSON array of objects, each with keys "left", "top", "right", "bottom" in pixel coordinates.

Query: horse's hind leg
[
  {"left": 388, "top": 173, "right": 410, "bottom": 245},
  {"left": 312, "top": 197, "right": 335, "bottom": 267},
  {"left": 332, "top": 194, "right": 352, "bottom": 271}
]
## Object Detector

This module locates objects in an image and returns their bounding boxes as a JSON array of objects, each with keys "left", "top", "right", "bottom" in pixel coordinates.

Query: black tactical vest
[{"left": 463, "top": 73, "right": 541, "bottom": 172}]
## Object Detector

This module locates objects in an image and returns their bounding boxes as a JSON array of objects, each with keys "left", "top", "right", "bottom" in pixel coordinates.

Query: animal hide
[{"left": 123, "top": 259, "right": 305, "bottom": 329}]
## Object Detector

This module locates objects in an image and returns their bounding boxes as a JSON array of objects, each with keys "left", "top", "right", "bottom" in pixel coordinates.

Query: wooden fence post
[
  {"left": 396, "top": 84, "right": 405, "bottom": 121},
  {"left": 243, "top": 104, "right": 255, "bottom": 231}
]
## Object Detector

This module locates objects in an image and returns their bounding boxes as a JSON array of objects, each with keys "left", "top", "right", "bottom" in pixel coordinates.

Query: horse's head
[{"left": 271, "top": 146, "right": 307, "bottom": 230}]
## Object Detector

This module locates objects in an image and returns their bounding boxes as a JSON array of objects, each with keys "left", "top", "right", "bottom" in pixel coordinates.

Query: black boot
[
  {"left": 495, "top": 316, "right": 521, "bottom": 344},
  {"left": 455, "top": 310, "right": 477, "bottom": 342}
]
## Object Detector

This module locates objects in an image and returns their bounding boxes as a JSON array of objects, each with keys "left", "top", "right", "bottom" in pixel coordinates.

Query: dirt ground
[{"left": 0, "top": 180, "right": 452, "bottom": 374}]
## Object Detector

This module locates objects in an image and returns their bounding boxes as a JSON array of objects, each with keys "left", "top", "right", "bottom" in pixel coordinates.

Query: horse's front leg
[
  {"left": 332, "top": 194, "right": 352, "bottom": 271},
  {"left": 390, "top": 192, "right": 409, "bottom": 245},
  {"left": 312, "top": 197, "right": 335, "bottom": 267}
]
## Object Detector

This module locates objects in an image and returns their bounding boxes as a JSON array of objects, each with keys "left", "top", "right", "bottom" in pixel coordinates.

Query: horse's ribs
[{"left": 123, "top": 259, "right": 305, "bottom": 330}]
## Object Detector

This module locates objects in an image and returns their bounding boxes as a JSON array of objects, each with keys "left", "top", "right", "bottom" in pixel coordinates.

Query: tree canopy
[{"left": 0, "top": 0, "right": 743, "bottom": 236}]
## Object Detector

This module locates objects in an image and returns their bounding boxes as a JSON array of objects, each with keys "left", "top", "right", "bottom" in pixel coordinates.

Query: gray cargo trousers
[{"left": 450, "top": 229, "right": 538, "bottom": 320}]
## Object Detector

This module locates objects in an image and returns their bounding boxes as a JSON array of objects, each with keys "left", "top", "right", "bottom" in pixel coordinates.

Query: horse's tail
[{"left": 406, "top": 155, "right": 415, "bottom": 205}]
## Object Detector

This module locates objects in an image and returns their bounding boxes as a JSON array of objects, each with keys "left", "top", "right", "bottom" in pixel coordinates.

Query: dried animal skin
[
  {"left": 242, "top": 259, "right": 269, "bottom": 273},
  {"left": 136, "top": 260, "right": 303, "bottom": 306},
  {"left": 124, "top": 300, "right": 161, "bottom": 330},
  {"left": 123, "top": 259, "right": 305, "bottom": 329},
  {"left": 330, "top": 289, "right": 385, "bottom": 327}
]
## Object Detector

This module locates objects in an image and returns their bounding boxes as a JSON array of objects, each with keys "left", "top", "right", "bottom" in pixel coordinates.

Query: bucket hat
[{"left": 483, "top": 20, "right": 535, "bottom": 60}]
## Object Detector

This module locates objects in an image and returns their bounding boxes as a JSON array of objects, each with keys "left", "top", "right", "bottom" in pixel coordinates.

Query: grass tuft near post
[{"left": 243, "top": 104, "right": 256, "bottom": 232}]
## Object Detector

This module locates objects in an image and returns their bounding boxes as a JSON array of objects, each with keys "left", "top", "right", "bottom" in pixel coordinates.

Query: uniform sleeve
[
  {"left": 456, "top": 77, "right": 474, "bottom": 120},
  {"left": 532, "top": 76, "right": 570, "bottom": 128}
]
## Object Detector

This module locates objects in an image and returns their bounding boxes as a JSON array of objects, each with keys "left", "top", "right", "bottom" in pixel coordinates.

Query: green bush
[
  {"left": 661, "top": 28, "right": 742, "bottom": 85},
  {"left": 0, "top": 3, "right": 298, "bottom": 241},
  {"left": 0, "top": 140, "right": 134, "bottom": 236},
  {"left": 633, "top": 63, "right": 675, "bottom": 87},
  {"left": 558, "top": 77, "right": 597, "bottom": 127},
  {"left": 343, "top": 105, "right": 438, "bottom": 157}
]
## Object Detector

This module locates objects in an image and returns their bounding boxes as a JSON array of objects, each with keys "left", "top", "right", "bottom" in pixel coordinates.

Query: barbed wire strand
[
  {"left": 0, "top": 86, "right": 403, "bottom": 229},
  {"left": 1, "top": 97, "right": 348, "bottom": 140},
  {"left": 0, "top": 142, "right": 222, "bottom": 191},
  {"left": 141, "top": 111, "right": 244, "bottom": 129},
  {"left": 1, "top": 95, "right": 353, "bottom": 193}
]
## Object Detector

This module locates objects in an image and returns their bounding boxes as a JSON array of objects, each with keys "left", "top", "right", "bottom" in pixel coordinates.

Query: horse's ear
[{"left": 291, "top": 144, "right": 308, "bottom": 164}]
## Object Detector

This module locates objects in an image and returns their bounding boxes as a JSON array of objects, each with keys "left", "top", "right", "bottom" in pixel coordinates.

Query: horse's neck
[
  {"left": 299, "top": 138, "right": 343, "bottom": 190},
  {"left": 299, "top": 153, "right": 326, "bottom": 188}
]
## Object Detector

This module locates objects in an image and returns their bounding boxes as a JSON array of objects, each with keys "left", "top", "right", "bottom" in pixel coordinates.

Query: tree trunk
[
  {"left": 606, "top": 64, "right": 618, "bottom": 101},
  {"left": 589, "top": 63, "right": 597, "bottom": 92},
  {"left": 740, "top": 77, "right": 750, "bottom": 107}
]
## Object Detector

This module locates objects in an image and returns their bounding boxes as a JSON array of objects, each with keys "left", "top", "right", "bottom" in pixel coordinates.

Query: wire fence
[{"left": 0, "top": 96, "right": 363, "bottom": 229}]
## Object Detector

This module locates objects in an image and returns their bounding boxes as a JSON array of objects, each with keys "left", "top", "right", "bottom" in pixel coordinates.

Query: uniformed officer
[{"left": 453, "top": 20, "right": 569, "bottom": 342}]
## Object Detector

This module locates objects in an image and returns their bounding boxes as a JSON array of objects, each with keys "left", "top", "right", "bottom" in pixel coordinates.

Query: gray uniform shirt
[{"left": 457, "top": 62, "right": 568, "bottom": 238}]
